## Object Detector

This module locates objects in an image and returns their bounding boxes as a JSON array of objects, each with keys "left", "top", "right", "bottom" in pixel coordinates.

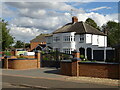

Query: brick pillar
[
  {"left": 74, "top": 52, "right": 80, "bottom": 58},
  {"left": 4, "top": 56, "right": 8, "bottom": 69},
  {"left": 35, "top": 51, "right": 41, "bottom": 68},
  {"left": 71, "top": 52, "right": 80, "bottom": 76}
]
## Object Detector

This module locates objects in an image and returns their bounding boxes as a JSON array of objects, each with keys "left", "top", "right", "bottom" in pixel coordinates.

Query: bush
[
  {"left": 80, "top": 55, "right": 84, "bottom": 59},
  {"left": 3, "top": 51, "right": 11, "bottom": 56}
]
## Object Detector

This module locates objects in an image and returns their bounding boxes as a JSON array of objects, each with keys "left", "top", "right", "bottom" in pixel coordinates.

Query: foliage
[
  {"left": 14, "top": 40, "right": 24, "bottom": 48},
  {"left": 41, "top": 51, "right": 45, "bottom": 54},
  {"left": 3, "top": 51, "right": 11, "bottom": 56},
  {"left": 102, "top": 21, "right": 120, "bottom": 46},
  {"left": 25, "top": 43, "right": 30, "bottom": 48},
  {"left": 0, "top": 19, "right": 14, "bottom": 50},
  {"left": 85, "top": 18, "right": 100, "bottom": 30},
  {"left": 80, "top": 55, "right": 84, "bottom": 59}
]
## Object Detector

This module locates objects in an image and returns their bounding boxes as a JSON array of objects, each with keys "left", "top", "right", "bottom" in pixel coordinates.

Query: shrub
[
  {"left": 3, "top": 51, "right": 11, "bottom": 56},
  {"left": 80, "top": 55, "right": 84, "bottom": 59}
]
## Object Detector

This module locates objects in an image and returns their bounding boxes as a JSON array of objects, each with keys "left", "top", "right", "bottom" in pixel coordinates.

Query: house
[
  {"left": 30, "top": 34, "right": 47, "bottom": 51},
  {"left": 46, "top": 16, "right": 114, "bottom": 61}
]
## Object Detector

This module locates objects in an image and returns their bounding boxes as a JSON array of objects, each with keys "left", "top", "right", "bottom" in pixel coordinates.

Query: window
[
  {"left": 80, "top": 35, "right": 84, "bottom": 43},
  {"left": 53, "top": 36, "right": 60, "bottom": 42},
  {"left": 63, "top": 48, "right": 72, "bottom": 54},
  {"left": 63, "top": 36, "right": 74, "bottom": 42},
  {"left": 53, "top": 48, "right": 60, "bottom": 51}
]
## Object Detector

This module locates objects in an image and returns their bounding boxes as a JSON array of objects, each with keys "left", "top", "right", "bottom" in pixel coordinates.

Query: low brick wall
[
  {"left": 60, "top": 61, "right": 72, "bottom": 76},
  {"left": 79, "top": 62, "right": 119, "bottom": 79},
  {"left": 7, "top": 59, "right": 38, "bottom": 69},
  {"left": 24, "top": 56, "right": 35, "bottom": 59},
  {"left": 60, "top": 61, "right": 120, "bottom": 79}
]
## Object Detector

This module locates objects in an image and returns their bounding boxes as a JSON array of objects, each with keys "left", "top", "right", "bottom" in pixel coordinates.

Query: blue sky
[
  {"left": 66, "top": 2, "right": 118, "bottom": 14},
  {"left": 2, "top": 2, "right": 119, "bottom": 42}
]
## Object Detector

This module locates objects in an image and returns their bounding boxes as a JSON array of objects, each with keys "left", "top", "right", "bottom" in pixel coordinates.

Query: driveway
[{"left": 2, "top": 68, "right": 119, "bottom": 88}]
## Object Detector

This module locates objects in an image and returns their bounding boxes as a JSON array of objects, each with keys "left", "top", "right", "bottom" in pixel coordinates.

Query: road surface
[{"left": 2, "top": 75, "right": 118, "bottom": 89}]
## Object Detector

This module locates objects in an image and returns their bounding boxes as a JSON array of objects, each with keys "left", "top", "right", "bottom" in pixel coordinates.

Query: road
[{"left": 2, "top": 75, "right": 118, "bottom": 89}]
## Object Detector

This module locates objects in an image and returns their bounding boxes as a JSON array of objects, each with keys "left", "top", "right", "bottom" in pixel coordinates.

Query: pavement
[{"left": 1, "top": 68, "right": 120, "bottom": 89}]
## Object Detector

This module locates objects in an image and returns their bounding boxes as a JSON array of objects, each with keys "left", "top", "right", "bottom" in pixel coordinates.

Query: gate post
[
  {"left": 71, "top": 51, "right": 80, "bottom": 76},
  {"left": 4, "top": 56, "right": 8, "bottom": 69},
  {"left": 35, "top": 51, "right": 41, "bottom": 68}
]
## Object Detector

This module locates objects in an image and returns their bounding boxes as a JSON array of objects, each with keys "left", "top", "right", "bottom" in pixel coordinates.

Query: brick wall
[
  {"left": 3, "top": 52, "right": 41, "bottom": 70},
  {"left": 30, "top": 42, "right": 40, "bottom": 50},
  {"left": 24, "top": 56, "right": 35, "bottom": 59},
  {"left": 8, "top": 59, "right": 38, "bottom": 69},
  {"left": 30, "top": 42, "right": 46, "bottom": 50},
  {"left": 60, "top": 61, "right": 120, "bottom": 79},
  {"left": 60, "top": 62, "right": 72, "bottom": 76},
  {"left": 79, "top": 63, "right": 119, "bottom": 79}
]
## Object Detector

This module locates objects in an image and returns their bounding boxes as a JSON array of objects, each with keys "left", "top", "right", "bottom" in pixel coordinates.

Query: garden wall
[
  {"left": 79, "top": 62, "right": 119, "bottom": 79},
  {"left": 5, "top": 59, "right": 39, "bottom": 69},
  {"left": 3, "top": 51, "right": 41, "bottom": 70},
  {"left": 60, "top": 61, "right": 120, "bottom": 79}
]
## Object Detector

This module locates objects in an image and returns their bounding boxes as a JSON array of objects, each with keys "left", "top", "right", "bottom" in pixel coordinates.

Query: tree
[
  {"left": 25, "top": 43, "right": 30, "bottom": 48},
  {"left": 102, "top": 21, "right": 120, "bottom": 46},
  {"left": 85, "top": 18, "right": 100, "bottom": 30},
  {"left": 0, "top": 19, "right": 14, "bottom": 51},
  {"left": 14, "top": 40, "right": 24, "bottom": 48}
]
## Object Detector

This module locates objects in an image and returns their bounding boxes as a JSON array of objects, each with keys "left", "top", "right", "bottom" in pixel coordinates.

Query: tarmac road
[{"left": 2, "top": 75, "right": 118, "bottom": 89}]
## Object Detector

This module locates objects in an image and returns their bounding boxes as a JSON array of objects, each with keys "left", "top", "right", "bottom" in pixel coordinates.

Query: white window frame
[{"left": 79, "top": 34, "right": 84, "bottom": 43}]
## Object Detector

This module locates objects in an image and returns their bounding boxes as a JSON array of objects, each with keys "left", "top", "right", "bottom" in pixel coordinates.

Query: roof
[
  {"left": 30, "top": 34, "right": 48, "bottom": 42},
  {"left": 53, "top": 21, "right": 105, "bottom": 35},
  {"left": 45, "top": 34, "right": 53, "bottom": 37}
]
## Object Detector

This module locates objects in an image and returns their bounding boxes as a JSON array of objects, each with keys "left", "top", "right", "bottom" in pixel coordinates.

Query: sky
[{"left": 1, "top": 1, "right": 119, "bottom": 43}]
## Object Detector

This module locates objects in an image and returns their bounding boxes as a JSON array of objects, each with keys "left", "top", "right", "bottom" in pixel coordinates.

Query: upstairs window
[
  {"left": 53, "top": 36, "right": 60, "bottom": 42},
  {"left": 63, "top": 36, "right": 75, "bottom": 42},
  {"left": 80, "top": 35, "right": 84, "bottom": 43}
]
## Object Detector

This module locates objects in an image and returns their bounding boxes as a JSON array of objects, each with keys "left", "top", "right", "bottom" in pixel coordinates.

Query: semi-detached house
[{"left": 46, "top": 16, "right": 114, "bottom": 61}]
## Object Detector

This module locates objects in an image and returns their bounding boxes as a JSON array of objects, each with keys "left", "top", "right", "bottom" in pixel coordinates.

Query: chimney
[{"left": 72, "top": 16, "right": 78, "bottom": 23}]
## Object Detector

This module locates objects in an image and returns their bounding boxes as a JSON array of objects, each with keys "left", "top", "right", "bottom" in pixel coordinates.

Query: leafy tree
[
  {"left": 102, "top": 21, "right": 120, "bottom": 46},
  {"left": 14, "top": 40, "right": 24, "bottom": 48},
  {"left": 85, "top": 18, "right": 100, "bottom": 30},
  {"left": 25, "top": 43, "right": 30, "bottom": 48},
  {"left": 0, "top": 19, "right": 14, "bottom": 51}
]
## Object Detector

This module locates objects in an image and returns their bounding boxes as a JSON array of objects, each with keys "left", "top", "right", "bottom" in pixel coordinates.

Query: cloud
[
  {"left": 90, "top": 6, "right": 111, "bottom": 11},
  {"left": 5, "top": 2, "right": 77, "bottom": 11},
  {"left": 77, "top": 12, "right": 118, "bottom": 26},
  {"left": 2, "top": 2, "right": 119, "bottom": 43},
  {"left": 2, "top": 3, "right": 18, "bottom": 18},
  {"left": 9, "top": 25, "right": 42, "bottom": 42}
]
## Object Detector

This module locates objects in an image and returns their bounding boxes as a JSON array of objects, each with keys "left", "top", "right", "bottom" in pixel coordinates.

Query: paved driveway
[{"left": 2, "top": 68, "right": 68, "bottom": 80}]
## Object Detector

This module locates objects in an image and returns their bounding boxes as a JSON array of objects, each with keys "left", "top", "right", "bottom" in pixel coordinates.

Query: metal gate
[{"left": 41, "top": 51, "right": 72, "bottom": 68}]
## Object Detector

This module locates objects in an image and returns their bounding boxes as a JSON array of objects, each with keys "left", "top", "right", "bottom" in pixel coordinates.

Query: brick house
[{"left": 30, "top": 34, "right": 47, "bottom": 51}]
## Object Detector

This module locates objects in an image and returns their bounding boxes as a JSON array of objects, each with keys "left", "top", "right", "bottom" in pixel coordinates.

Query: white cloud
[
  {"left": 9, "top": 25, "right": 41, "bottom": 42},
  {"left": 77, "top": 12, "right": 118, "bottom": 26},
  {"left": 90, "top": 6, "right": 111, "bottom": 11},
  {"left": 2, "top": 2, "right": 119, "bottom": 43}
]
